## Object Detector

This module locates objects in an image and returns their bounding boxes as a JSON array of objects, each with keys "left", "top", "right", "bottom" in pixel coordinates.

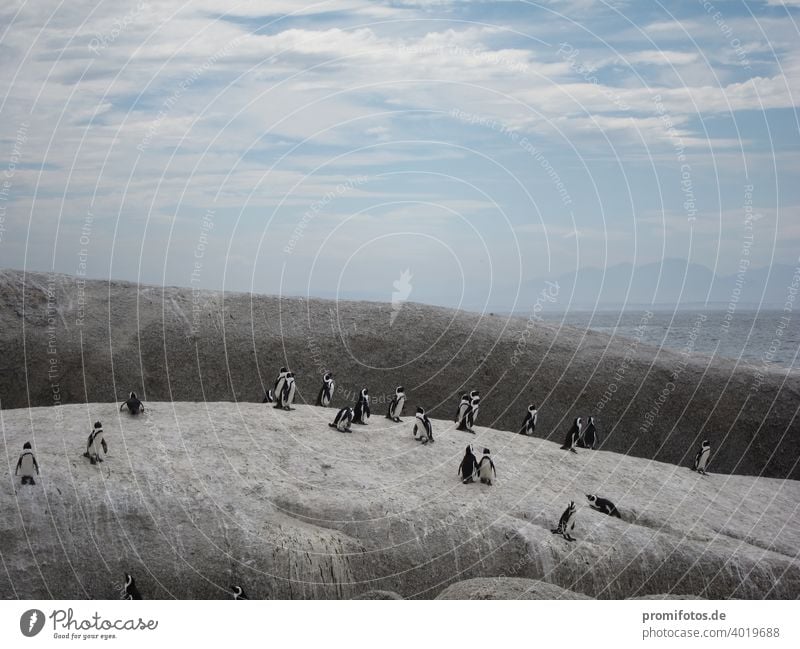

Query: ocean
[{"left": 537, "top": 309, "right": 799, "bottom": 370}]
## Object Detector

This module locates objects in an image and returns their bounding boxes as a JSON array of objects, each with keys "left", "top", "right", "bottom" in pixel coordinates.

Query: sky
[{"left": 0, "top": 0, "right": 798, "bottom": 310}]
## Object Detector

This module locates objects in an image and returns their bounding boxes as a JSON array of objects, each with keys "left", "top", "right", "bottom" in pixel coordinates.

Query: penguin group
[
  {"left": 559, "top": 415, "right": 600, "bottom": 452},
  {"left": 455, "top": 390, "right": 480, "bottom": 433}
]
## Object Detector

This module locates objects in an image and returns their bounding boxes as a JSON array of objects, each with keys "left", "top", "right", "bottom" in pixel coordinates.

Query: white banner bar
[{"left": 1, "top": 600, "right": 797, "bottom": 649}]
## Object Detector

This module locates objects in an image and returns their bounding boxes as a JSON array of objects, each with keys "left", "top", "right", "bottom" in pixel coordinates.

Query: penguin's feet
[
  {"left": 82, "top": 452, "right": 90, "bottom": 458},
  {"left": 570, "top": 448, "right": 577, "bottom": 454},
  {"left": 393, "top": 417, "right": 401, "bottom": 423},
  {"left": 90, "top": 458, "right": 97, "bottom": 465},
  {"left": 564, "top": 534, "right": 576, "bottom": 542}
]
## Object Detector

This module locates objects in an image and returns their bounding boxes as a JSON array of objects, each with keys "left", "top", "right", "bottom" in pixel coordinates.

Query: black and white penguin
[
  {"left": 412, "top": 406, "right": 433, "bottom": 444},
  {"left": 329, "top": 406, "right": 354, "bottom": 433},
  {"left": 519, "top": 404, "right": 538, "bottom": 436},
  {"left": 15, "top": 442, "right": 40, "bottom": 486},
  {"left": 551, "top": 501, "right": 577, "bottom": 542},
  {"left": 466, "top": 390, "right": 481, "bottom": 430},
  {"left": 578, "top": 416, "right": 597, "bottom": 449},
  {"left": 454, "top": 393, "right": 471, "bottom": 430},
  {"left": 385, "top": 386, "right": 406, "bottom": 422},
  {"left": 262, "top": 388, "right": 275, "bottom": 403},
  {"left": 275, "top": 372, "right": 296, "bottom": 410},
  {"left": 230, "top": 585, "right": 249, "bottom": 600},
  {"left": 477, "top": 448, "right": 496, "bottom": 485},
  {"left": 560, "top": 417, "right": 582, "bottom": 453},
  {"left": 692, "top": 440, "right": 711, "bottom": 475},
  {"left": 353, "top": 388, "right": 370, "bottom": 424},
  {"left": 83, "top": 421, "right": 108, "bottom": 465},
  {"left": 273, "top": 367, "right": 289, "bottom": 405},
  {"left": 316, "top": 372, "right": 335, "bottom": 407},
  {"left": 122, "top": 573, "right": 142, "bottom": 600},
  {"left": 586, "top": 494, "right": 621, "bottom": 518},
  {"left": 458, "top": 445, "right": 478, "bottom": 484},
  {"left": 120, "top": 392, "right": 144, "bottom": 415}
]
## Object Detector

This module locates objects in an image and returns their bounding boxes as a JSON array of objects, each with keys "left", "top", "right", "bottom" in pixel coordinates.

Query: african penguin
[
  {"left": 551, "top": 501, "right": 577, "bottom": 542},
  {"left": 586, "top": 494, "right": 621, "bottom": 518},
  {"left": 692, "top": 440, "right": 711, "bottom": 475},
  {"left": 15, "top": 442, "right": 39, "bottom": 486},
  {"left": 316, "top": 372, "right": 335, "bottom": 407},
  {"left": 262, "top": 388, "right": 275, "bottom": 403},
  {"left": 454, "top": 393, "right": 471, "bottom": 431},
  {"left": 477, "top": 448, "right": 496, "bottom": 485},
  {"left": 230, "top": 585, "right": 249, "bottom": 600},
  {"left": 272, "top": 368, "right": 288, "bottom": 407},
  {"left": 578, "top": 416, "right": 597, "bottom": 449},
  {"left": 83, "top": 421, "right": 108, "bottom": 465},
  {"left": 120, "top": 392, "right": 144, "bottom": 415},
  {"left": 353, "top": 388, "right": 370, "bottom": 424},
  {"left": 458, "top": 445, "right": 478, "bottom": 484},
  {"left": 275, "top": 372, "right": 296, "bottom": 410},
  {"left": 412, "top": 406, "right": 433, "bottom": 444},
  {"left": 560, "top": 417, "right": 582, "bottom": 453},
  {"left": 386, "top": 386, "right": 406, "bottom": 422},
  {"left": 329, "top": 406, "right": 354, "bottom": 433},
  {"left": 466, "top": 390, "right": 481, "bottom": 430},
  {"left": 122, "top": 573, "right": 142, "bottom": 600},
  {"left": 519, "top": 404, "right": 538, "bottom": 436}
]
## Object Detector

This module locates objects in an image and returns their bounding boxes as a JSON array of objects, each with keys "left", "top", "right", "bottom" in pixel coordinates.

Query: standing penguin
[
  {"left": 454, "top": 393, "right": 471, "bottom": 430},
  {"left": 578, "top": 416, "right": 598, "bottom": 449},
  {"left": 329, "top": 407, "right": 354, "bottom": 433},
  {"left": 551, "top": 501, "right": 577, "bottom": 542},
  {"left": 353, "top": 388, "right": 370, "bottom": 425},
  {"left": 466, "top": 390, "right": 481, "bottom": 430},
  {"left": 122, "top": 573, "right": 142, "bottom": 600},
  {"left": 477, "top": 448, "right": 496, "bottom": 485},
  {"left": 83, "top": 422, "right": 108, "bottom": 465},
  {"left": 692, "top": 440, "right": 711, "bottom": 475},
  {"left": 15, "top": 442, "right": 40, "bottom": 485},
  {"left": 275, "top": 372, "right": 297, "bottom": 410},
  {"left": 586, "top": 494, "right": 621, "bottom": 518},
  {"left": 262, "top": 388, "right": 275, "bottom": 403},
  {"left": 316, "top": 372, "right": 335, "bottom": 407},
  {"left": 519, "top": 404, "right": 538, "bottom": 436},
  {"left": 386, "top": 386, "right": 406, "bottom": 422},
  {"left": 458, "top": 445, "right": 478, "bottom": 484},
  {"left": 412, "top": 406, "right": 434, "bottom": 444},
  {"left": 560, "top": 417, "right": 582, "bottom": 453},
  {"left": 120, "top": 392, "right": 144, "bottom": 415},
  {"left": 273, "top": 367, "right": 289, "bottom": 404},
  {"left": 230, "top": 585, "right": 249, "bottom": 600}
]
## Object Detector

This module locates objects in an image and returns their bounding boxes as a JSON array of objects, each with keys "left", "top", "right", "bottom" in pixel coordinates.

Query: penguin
[
  {"left": 458, "top": 445, "right": 478, "bottom": 484},
  {"left": 586, "top": 494, "right": 621, "bottom": 518},
  {"left": 272, "top": 367, "right": 289, "bottom": 406},
  {"left": 329, "top": 406, "right": 354, "bottom": 433},
  {"left": 275, "top": 372, "right": 296, "bottom": 410},
  {"left": 578, "top": 416, "right": 597, "bottom": 449},
  {"left": 466, "top": 390, "right": 481, "bottom": 430},
  {"left": 692, "top": 440, "right": 711, "bottom": 475},
  {"left": 122, "top": 573, "right": 142, "bottom": 600},
  {"left": 262, "top": 388, "right": 275, "bottom": 403},
  {"left": 412, "top": 406, "right": 433, "bottom": 444},
  {"left": 385, "top": 386, "right": 406, "bottom": 422},
  {"left": 477, "top": 448, "right": 496, "bottom": 485},
  {"left": 454, "top": 393, "right": 471, "bottom": 430},
  {"left": 230, "top": 585, "right": 249, "bottom": 600},
  {"left": 519, "top": 404, "right": 538, "bottom": 436},
  {"left": 15, "top": 442, "right": 40, "bottom": 486},
  {"left": 560, "top": 417, "right": 582, "bottom": 453},
  {"left": 83, "top": 421, "right": 108, "bottom": 465},
  {"left": 551, "top": 501, "right": 577, "bottom": 542},
  {"left": 316, "top": 372, "right": 335, "bottom": 407},
  {"left": 120, "top": 392, "right": 144, "bottom": 415},
  {"left": 353, "top": 388, "right": 370, "bottom": 425}
]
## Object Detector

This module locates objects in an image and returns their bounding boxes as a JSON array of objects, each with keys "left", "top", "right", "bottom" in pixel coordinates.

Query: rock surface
[
  {"left": 1, "top": 402, "right": 798, "bottom": 599},
  {"left": 1, "top": 269, "right": 797, "bottom": 480},
  {"left": 436, "top": 577, "right": 590, "bottom": 599}
]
